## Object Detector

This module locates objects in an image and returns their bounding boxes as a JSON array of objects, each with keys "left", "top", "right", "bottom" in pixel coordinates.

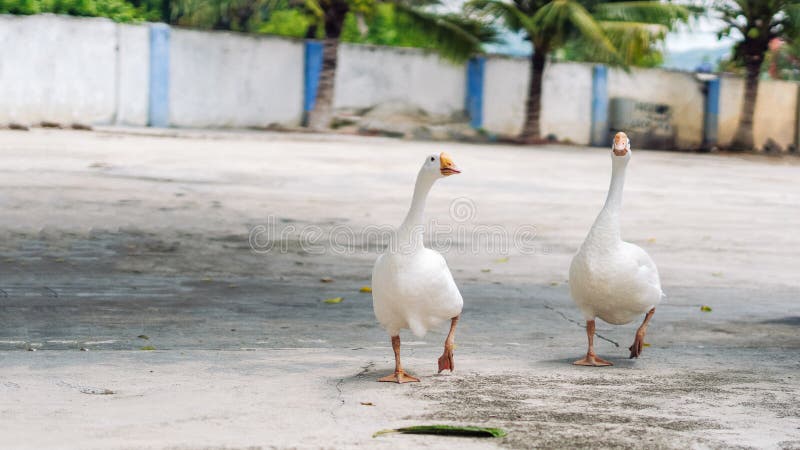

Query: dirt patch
[{"left": 408, "top": 369, "right": 797, "bottom": 449}]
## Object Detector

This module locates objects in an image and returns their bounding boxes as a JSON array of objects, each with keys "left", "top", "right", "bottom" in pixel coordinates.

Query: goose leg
[
  {"left": 378, "top": 335, "right": 420, "bottom": 383},
  {"left": 629, "top": 307, "right": 656, "bottom": 358},
  {"left": 437, "top": 315, "right": 460, "bottom": 373},
  {"left": 574, "top": 320, "right": 613, "bottom": 366}
]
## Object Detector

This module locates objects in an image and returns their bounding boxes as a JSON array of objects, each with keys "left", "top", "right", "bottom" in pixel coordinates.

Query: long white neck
[
  {"left": 587, "top": 158, "right": 627, "bottom": 245},
  {"left": 396, "top": 170, "right": 435, "bottom": 250}
]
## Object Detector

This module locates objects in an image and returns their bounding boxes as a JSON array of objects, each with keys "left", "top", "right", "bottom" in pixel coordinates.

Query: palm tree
[
  {"left": 716, "top": 0, "right": 800, "bottom": 151},
  {"left": 466, "top": 0, "right": 689, "bottom": 143},
  {"left": 302, "top": 0, "right": 496, "bottom": 130}
]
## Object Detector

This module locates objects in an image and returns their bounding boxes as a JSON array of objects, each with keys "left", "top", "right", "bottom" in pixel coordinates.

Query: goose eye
[{"left": 430, "top": 157, "right": 435, "bottom": 162}]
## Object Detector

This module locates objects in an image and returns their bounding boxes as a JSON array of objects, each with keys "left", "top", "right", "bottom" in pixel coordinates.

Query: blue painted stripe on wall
[
  {"left": 703, "top": 78, "right": 721, "bottom": 145},
  {"left": 148, "top": 24, "right": 170, "bottom": 127},
  {"left": 466, "top": 57, "right": 485, "bottom": 129},
  {"left": 590, "top": 65, "right": 609, "bottom": 147},
  {"left": 304, "top": 41, "right": 323, "bottom": 113}
]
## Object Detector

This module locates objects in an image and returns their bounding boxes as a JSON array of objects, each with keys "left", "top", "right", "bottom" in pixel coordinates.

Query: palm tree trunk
[
  {"left": 520, "top": 50, "right": 546, "bottom": 143},
  {"left": 730, "top": 58, "right": 762, "bottom": 151},
  {"left": 306, "top": 0, "right": 348, "bottom": 131},
  {"left": 307, "top": 38, "right": 339, "bottom": 131}
]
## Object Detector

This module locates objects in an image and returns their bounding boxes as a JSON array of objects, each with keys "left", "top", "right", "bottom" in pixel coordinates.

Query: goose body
[
  {"left": 371, "top": 152, "right": 463, "bottom": 383},
  {"left": 569, "top": 132, "right": 662, "bottom": 365},
  {"left": 373, "top": 247, "right": 463, "bottom": 337},
  {"left": 569, "top": 222, "right": 663, "bottom": 325}
]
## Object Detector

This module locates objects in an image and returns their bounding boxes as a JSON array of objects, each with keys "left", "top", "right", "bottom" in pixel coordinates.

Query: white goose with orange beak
[
  {"left": 372, "top": 152, "right": 464, "bottom": 383},
  {"left": 569, "top": 132, "right": 664, "bottom": 366}
]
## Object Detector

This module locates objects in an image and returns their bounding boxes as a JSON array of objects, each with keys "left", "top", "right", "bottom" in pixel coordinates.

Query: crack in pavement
[
  {"left": 544, "top": 304, "right": 620, "bottom": 347},
  {"left": 331, "top": 361, "right": 375, "bottom": 422}
]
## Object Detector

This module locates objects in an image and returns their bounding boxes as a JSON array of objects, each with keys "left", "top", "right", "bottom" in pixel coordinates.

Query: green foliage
[
  {"left": 466, "top": 0, "right": 690, "bottom": 68},
  {"left": 0, "top": 0, "right": 154, "bottom": 21},
  {"left": 715, "top": 0, "right": 800, "bottom": 68},
  {"left": 257, "top": 8, "right": 312, "bottom": 37}
]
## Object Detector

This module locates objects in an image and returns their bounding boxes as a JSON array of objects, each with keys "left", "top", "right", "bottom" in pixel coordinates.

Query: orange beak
[
  {"left": 613, "top": 132, "right": 628, "bottom": 156},
  {"left": 439, "top": 152, "right": 461, "bottom": 176}
]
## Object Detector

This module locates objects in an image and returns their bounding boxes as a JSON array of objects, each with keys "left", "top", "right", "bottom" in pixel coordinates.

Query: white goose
[
  {"left": 569, "top": 132, "right": 663, "bottom": 366},
  {"left": 372, "top": 152, "right": 464, "bottom": 383}
]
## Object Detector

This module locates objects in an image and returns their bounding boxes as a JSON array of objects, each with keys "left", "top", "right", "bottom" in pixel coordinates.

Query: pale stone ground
[{"left": 0, "top": 128, "right": 798, "bottom": 449}]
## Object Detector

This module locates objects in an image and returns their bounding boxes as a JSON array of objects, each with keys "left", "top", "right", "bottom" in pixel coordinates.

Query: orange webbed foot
[
  {"left": 629, "top": 332, "right": 646, "bottom": 359},
  {"left": 437, "top": 346, "right": 454, "bottom": 373},
  {"left": 573, "top": 353, "right": 613, "bottom": 367},
  {"left": 378, "top": 370, "right": 420, "bottom": 383}
]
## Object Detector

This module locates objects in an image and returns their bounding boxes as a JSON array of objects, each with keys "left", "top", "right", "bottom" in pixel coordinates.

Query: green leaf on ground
[
  {"left": 324, "top": 297, "right": 344, "bottom": 304},
  {"left": 140, "top": 346, "right": 156, "bottom": 351},
  {"left": 359, "top": 286, "right": 372, "bottom": 293},
  {"left": 374, "top": 425, "right": 507, "bottom": 438},
  {"left": 700, "top": 305, "right": 712, "bottom": 312},
  {"left": 481, "top": 269, "right": 491, "bottom": 273},
  {"left": 493, "top": 257, "right": 509, "bottom": 263},
  {"left": 137, "top": 335, "right": 149, "bottom": 340}
]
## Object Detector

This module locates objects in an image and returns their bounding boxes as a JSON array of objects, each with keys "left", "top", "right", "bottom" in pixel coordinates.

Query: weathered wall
[
  {"left": 482, "top": 57, "right": 593, "bottom": 145},
  {"left": 718, "top": 76, "right": 798, "bottom": 150},
  {"left": 1, "top": 14, "right": 799, "bottom": 151},
  {"left": 116, "top": 24, "right": 150, "bottom": 126},
  {"left": 169, "top": 29, "right": 304, "bottom": 128},
  {"left": 608, "top": 67, "right": 705, "bottom": 149},
  {"left": 334, "top": 44, "right": 466, "bottom": 117},
  {"left": 0, "top": 14, "right": 118, "bottom": 125}
]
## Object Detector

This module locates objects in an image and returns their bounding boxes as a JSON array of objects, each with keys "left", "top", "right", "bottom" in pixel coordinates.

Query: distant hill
[{"left": 662, "top": 47, "right": 731, "bottom": 72}]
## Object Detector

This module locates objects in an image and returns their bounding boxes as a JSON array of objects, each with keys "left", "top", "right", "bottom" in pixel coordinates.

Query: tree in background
[
  {"left": 466, "top": 0, "right": 689, "bottom": 143},
  {"left": 296, "top": 0, "right": 496, "bottom": 130},
  {"left": 715, "top": 0, "right": 800, "bottom": 151}
]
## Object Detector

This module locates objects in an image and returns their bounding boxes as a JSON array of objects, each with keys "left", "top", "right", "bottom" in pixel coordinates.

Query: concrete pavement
[{"left": 0, "top": 128, "right": 798, "bottom": 449}]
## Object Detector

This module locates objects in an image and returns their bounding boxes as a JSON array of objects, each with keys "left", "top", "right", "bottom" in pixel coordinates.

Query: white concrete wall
[
  {"left": 116, "top": 24, "right": 150, "bottom": 126},
  {"left": 482, "top": 57, "right": 593, "bottom": 145},
  {"left": 719, "top": 76, "right": 798, "bottom": 150},
  {"left": 0, "top": 14, "right": 118, "bottom": 126},
  {"left": 169, "top": 29, "right": 304, "bottom": 128},
  {"left": 2, "top": 14, "right": 799, "bottom": 150},
  {"left": 608, "top": 67, "right": 705, "bottom": 149},
  {"left": 334, "top": 44, "right": 465, "bottom": 117},
  {"left": 482, "top": 56, "right": 527, "bottom": 136}
]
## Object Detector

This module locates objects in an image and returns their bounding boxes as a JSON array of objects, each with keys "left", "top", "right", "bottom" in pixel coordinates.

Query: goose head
[
  {"left": 422, "top": 152, "right": 461, "bottom": 179},
  {"left": 612, "top": 132, "right": 632, "bottom": 162}
]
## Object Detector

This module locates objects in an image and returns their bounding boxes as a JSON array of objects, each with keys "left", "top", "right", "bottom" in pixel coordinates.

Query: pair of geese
[{"left": 371, "top": 132, "right": 663, "bottom": 383}]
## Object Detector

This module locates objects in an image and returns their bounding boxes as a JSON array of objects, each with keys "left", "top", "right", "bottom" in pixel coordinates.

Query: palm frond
[
  {"left": 529, "top": 0, "right": 618, "bottom": 57},
  {"left": 303, "top": 0, "right": 323, "bottom": 21},
  {"left": 465, "top": 0, "right": 534, "bottom": 34},
  {"left": 394, "top": 3, "right": 495, "bottom": 62},
  {"left": 593, "top": 1, "right": 689, "bottom": 29},
  {"left": 779, "top": 2, "right": 800, "bottom": 37},
  {"left": 599, "top": 20, "right": 667, "bottom": 65}
]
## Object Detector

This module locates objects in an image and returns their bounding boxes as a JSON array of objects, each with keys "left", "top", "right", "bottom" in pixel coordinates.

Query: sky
[{"left": 665, "top": 13, "right": 736, "bottom": 52}]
